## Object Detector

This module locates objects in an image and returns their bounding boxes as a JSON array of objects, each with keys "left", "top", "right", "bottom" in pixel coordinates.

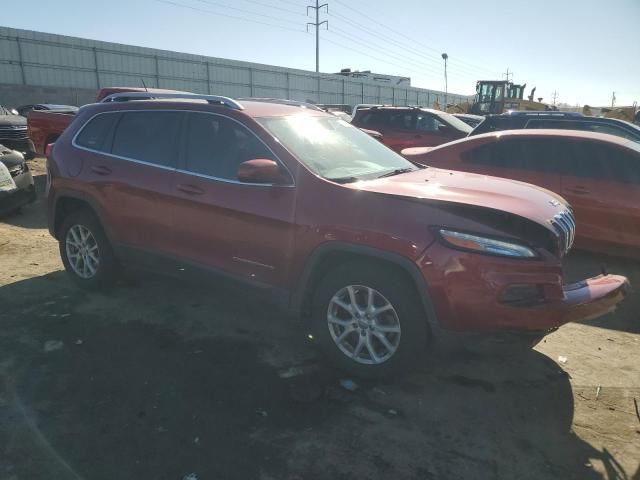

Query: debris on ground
[
  {"left": 558, "top": 355, "right": 568, "bottom": 364},
  {"left": 388, "top": 409, "right": 398, "bottom": 416},
  {"left": 43, "top": 340, "right": 64, "bottom": 352},
  {"left": 182, "top": 474, "right": 198, "bottom": 480},
  {"left": 255, "top": 409, "right": 268, "bottom": 417},
  {"left": 75, "top": 339, "right": 83, "bottom": 345},
  {"left": 596, "top": 386, "right": 601, "bottom": 400},
  {"left": 339, "top": 379, "right": 359, "bottom": 392},
  {"left": 194, "top": 437, "right": 200, "bottom": 445},
  {"left": 278, "top": 364, "right": 320, "bottom": 379},
  {"left": 372, "top": 387, "right": 387, "bottom": 396}
]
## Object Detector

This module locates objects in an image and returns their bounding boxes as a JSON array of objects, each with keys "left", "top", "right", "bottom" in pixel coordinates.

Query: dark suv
[
  {"left": 470, "top": 111, "right": 640, "bottom": 143},
  {"left": 46, "top": 93, "right": 628, "bottom": 377}
]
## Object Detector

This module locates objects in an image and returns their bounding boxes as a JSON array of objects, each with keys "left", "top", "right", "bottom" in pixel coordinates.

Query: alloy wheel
[
  {"left": 327, "top": 284, "right": 401, "bottom": 365},
  {"left": 65, "top": 224, "right": 100, "bottom": 279}
]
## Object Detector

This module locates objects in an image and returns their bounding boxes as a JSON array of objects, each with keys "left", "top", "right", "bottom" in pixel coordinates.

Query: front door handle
[
  {"left": 177, "top": 183, "right": 204, "bottom": 195},
  {"left": 91, "top": 165, "right": 112, "bottom": 176},
  {"left": 568, "top": 185, "right": 590, "bottom": 195}
]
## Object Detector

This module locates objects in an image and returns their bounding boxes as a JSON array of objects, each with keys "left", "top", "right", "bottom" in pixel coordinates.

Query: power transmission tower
[
  {"left": 503, "top": 68, "right": 513, "bottom": 82},
  {"left": 552, "top": 90, "right": 559, "bottom": 106},
  {"left": 307, "top": 1, "right": 328, "bottom": 73}
]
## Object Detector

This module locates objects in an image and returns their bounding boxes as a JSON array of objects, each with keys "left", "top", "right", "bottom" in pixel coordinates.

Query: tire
[
  {"left": 311, "top": 261, "right": 430, "bottom": 378},
  {"left": 58, "top": 209, "right": 118, "bottom": 289}
]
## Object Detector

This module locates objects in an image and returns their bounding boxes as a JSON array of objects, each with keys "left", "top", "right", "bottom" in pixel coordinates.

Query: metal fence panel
[{"left": 0, "top": 26, "right": 472, "bottom": 107}]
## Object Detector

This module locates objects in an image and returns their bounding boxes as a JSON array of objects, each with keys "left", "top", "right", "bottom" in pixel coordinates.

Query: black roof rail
[
  {"left": 237, "top": 97, "right": 324, "bottom": 111},
  {"left": 100, "top": 92, "right": 244, "bottom": 110}
]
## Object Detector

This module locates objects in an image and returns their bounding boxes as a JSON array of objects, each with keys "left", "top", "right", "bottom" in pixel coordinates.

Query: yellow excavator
[
  {"left": 446, "top": 80, "right": 552, "bottom": 115},
  {"left": 600, "top": 102, "right": 638, "bottom": 123}
]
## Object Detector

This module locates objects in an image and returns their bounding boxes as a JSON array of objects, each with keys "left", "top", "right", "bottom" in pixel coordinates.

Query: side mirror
[{"left": 237, "top": 159, "right": 287, "bottom": 184}]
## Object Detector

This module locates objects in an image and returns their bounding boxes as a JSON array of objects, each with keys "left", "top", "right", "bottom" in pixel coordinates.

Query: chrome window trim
[{"left": 71, "top": 109, "right": 295, "bottom": 188}]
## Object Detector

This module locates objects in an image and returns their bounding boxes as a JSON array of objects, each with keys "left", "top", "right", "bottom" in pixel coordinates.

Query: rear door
[
  {"left": 560, "top": 139, "right": 640, "bottom": 249},
  {"left": 171, "top": 111, "right": 297, "bottom": 288},
  {"left": 75, "top": 110, "right": 183, "bottom": 257}
]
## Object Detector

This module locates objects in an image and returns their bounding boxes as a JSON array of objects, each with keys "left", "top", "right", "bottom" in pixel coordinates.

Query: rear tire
[
  {"left": 311, "top": 261, "right": 430, "bottom": 378},
  {"left": 59, "top": 209, "right": 118, "bottom": 289}
]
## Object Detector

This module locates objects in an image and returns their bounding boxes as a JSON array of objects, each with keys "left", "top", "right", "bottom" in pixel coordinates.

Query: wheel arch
[
  {"left": 50, "top": 191, "right": 113, "bottom": 244},
  {"left": 291, "top": 242, "right": 440, "bottom": 331}
]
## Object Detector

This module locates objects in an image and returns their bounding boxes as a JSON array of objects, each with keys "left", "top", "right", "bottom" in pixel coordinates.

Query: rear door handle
[
  {"left": 91, "top": 165, "right": 112, "bottom": 176},
  {"left": 568, "top": 185, "right": 590, "bottom": 195},
  {"left": 177, "top": 183, "right": 204, "bottom": 195}
]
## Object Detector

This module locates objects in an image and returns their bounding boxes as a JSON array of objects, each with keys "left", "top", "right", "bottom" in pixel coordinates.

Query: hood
[
  {"left": 346, "top": 167, "right": 569, "bottom": 230},
  {"left": 0, "top": 114, "right": 27, "bottom": 127}
]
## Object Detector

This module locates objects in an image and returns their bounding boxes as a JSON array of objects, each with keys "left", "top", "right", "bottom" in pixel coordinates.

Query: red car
[
  {"left": 351, "top": 106, "right": 472, "bottom": 152},
  {"left": 402, "top": 129, "right": 640, "bottom": 258},
  {"left": 46, "top": 93, "right": 627, "bottom": 377}
]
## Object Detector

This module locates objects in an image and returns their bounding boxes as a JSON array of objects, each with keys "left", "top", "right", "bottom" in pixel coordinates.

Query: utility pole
[
  {"left": 552, "top": 90, "right": 559, "bottom": 106},
  {"left": 307, "top": 1, "right": 328, "bottom": 73},
  {"left": 441, "top": 53, "right": 448, "bottom": 110},
  {"left": 503, "top": 68, "right": 513, "bottom": 83}
]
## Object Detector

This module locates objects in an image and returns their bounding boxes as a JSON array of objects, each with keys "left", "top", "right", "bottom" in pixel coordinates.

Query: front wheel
[
  {"left": 59, "top": 209, "right": 118, "bottom": 289},
  {"left": 311, "top": 262, "right": 430, "bottom": 378}
]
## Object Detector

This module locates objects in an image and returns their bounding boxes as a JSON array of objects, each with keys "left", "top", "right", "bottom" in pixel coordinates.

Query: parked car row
[
  {"left": 0, "top": 143, "right": 35, "bottom": 216},
  {"left": 44, "top": 92, "right": 628, "bottom": 377}
]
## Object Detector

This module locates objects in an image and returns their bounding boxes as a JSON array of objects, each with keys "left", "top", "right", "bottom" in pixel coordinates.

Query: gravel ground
[{"left": 0, "top": 158, "right": 638, "bottom": 480}]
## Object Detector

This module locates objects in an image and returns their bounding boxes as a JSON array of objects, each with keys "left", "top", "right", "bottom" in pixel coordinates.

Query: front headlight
[{"left": 438, "top": 229, "right": 537, "bottom": 258}]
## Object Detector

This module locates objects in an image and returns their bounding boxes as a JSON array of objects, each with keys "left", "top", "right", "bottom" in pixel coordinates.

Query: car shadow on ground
[{"left": 0, "top": 271, "right": 628, "bottom": 480}]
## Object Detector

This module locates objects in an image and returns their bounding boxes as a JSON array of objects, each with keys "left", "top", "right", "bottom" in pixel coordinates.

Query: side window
[
  {"left": 463, "top": 139, "right": 565, "bottom": 172},
  {"left": 588, "top": 123, "right": 637, "bottom": 141},
  {"left": 416, "top": 113, "right": 445, "bottom": 132},
  {"left": 388, "top": 112, "right": 414, "bottom": 130},
  {"left": 112, "top": 111, "right": 182, "bottom": 167},
  {"left": 185, "top": 113, "right": 276, "bottom": 181},
  {"left": 526, "top": 119, "right": 587, "bottom": 131},
  {"left": 568, "top": 141, "right": 640, "bottom": 183},
  {"left": 75, "top": 113, "right": 120, "bottom": 152},
  {"left": 358, "top": 111, "right": 387, "bottom": 127}
]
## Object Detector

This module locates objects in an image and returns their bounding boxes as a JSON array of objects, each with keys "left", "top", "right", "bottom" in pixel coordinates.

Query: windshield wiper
[
  {"left": 376, "top": 167, "right": 415, "bottom": 179},
  {"left": 326, "top": 176, "right": 361, "bottom": 184}
]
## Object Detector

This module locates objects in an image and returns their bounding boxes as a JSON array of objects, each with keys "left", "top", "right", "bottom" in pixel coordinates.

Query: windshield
[
  {"left": 258, "top": 114, "right": 419, "bottom": 182},
  {"left": 435, "top": 111, "right": 473, "bottom": 133}
]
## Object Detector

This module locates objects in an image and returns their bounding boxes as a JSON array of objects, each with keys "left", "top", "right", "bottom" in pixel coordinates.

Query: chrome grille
[
  {"left": 550, "top": 210, "right": 576, "bottom": 256},
  {"left": 0, "top": 126, "right": 28, "bottom": 139}
]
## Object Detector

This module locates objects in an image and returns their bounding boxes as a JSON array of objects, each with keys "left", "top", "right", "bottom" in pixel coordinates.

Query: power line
[
  {"left": 156, "top": 0, "right": 308, "bottom": 33},
  {"left": 329, "top": 25, "right": 472, "bottom": 82},
  {"left": 503, "top": 67, "right": 513, "bottom": 83},
  {"left": 332, "top": 0, "right": 497, "bottom": 76},
  {"left": 306, "top": 0, "right": 328, "bottom": 72},
  {"left": 236, "top": 0, "right": 308, "bottom": 17},
  {"left": 193, "top": 0, "right": 302, "bottom": 26},
  {"left": 327, "top": 10, "right": 492, "bottom": 79}
]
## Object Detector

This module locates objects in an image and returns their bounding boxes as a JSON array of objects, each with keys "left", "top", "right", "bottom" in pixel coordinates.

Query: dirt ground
[{"left": 1, "top": 158, "right": 639, "bottom": 480}]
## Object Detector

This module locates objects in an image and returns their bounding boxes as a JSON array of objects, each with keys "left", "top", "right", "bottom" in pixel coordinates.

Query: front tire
[
  {"left": 59, "top": 209, "right": 118, "bottom": 289},
  {"left": 311, "top": 261, "right": 430, "bottom": 378}
]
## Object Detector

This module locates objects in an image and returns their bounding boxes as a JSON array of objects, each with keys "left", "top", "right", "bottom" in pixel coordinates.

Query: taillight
[{"left": 45, "top": 143, "right": 55, "bottom": 158}]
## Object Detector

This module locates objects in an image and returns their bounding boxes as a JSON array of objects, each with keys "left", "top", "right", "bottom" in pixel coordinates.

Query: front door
[{"left": 171, "top": 111, "right": 297, "bottom": 289}]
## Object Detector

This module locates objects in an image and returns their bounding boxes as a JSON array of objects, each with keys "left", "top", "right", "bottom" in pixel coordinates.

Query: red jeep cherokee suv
[{"left": 46, "top": 93, "right": 628, "bottom": 377}]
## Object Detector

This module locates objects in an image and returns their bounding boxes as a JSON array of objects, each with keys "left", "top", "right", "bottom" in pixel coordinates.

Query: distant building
[{"left": 334, "top": 68, "right": 411, "bottom": 87}]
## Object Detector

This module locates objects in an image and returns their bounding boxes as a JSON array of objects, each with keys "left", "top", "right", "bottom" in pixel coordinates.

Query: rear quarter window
[{"left": 75, "top": 113, "right": 120, "bottom": 152}]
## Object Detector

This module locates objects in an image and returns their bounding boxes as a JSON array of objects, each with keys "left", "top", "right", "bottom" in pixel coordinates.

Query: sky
[{"left": 4, "top": 0, "right": 639, "bottom": 106}]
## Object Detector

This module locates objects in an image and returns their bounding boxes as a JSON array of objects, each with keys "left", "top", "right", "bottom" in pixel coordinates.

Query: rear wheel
[
  {"left": 59, "top": 209, "right": 118, "bottom": 289},
  {"left": 311, "top": 261, "right": 430, "bottom": 378}
]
